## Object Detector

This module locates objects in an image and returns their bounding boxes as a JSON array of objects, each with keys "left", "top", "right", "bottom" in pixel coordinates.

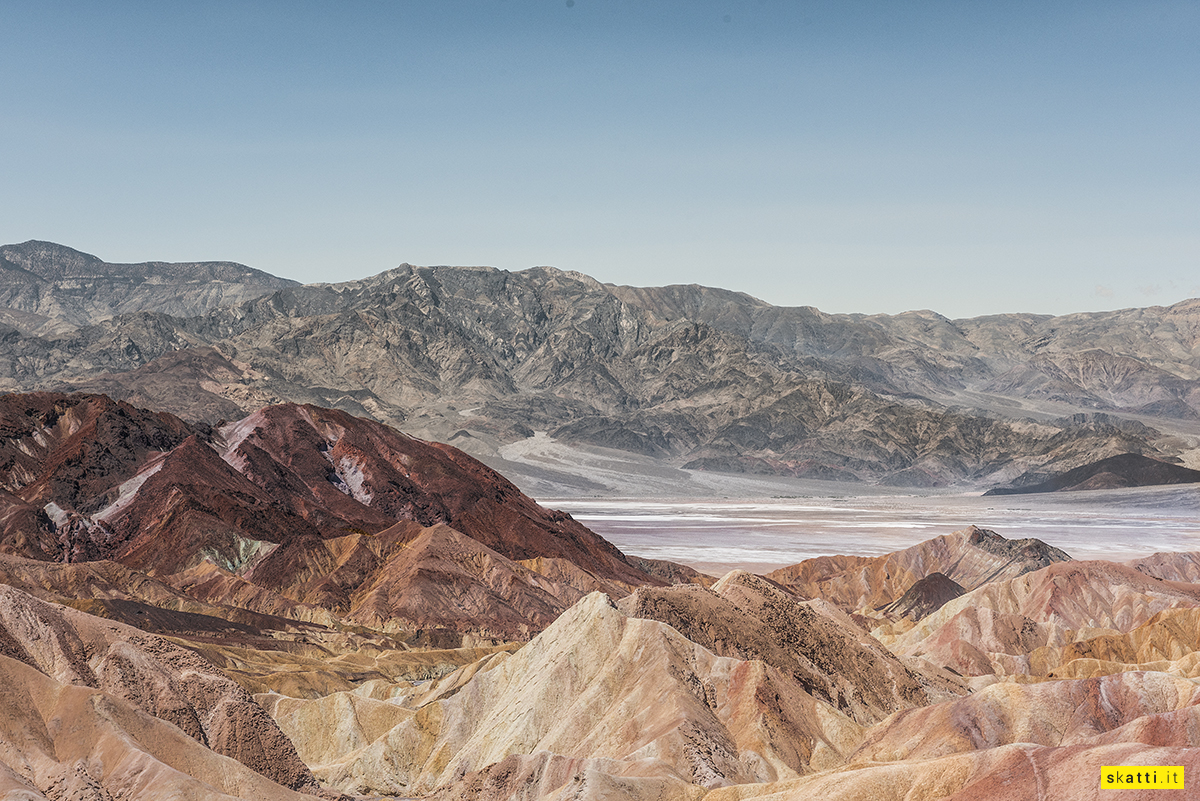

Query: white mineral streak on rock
[
  {"left": 90, "top": 456, "right": 166, "bottom": 523},
  {"left": 216, "top": 410, "right": 268, "bottom": 472},
  {"left": 42, "top": 501, "right": 69, "bottom": 528},
  {"left": 330, "top": 455, "right": 374, "bottom": 504}
]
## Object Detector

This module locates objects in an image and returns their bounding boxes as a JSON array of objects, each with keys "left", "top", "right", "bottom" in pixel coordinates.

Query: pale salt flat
[
  {"left": 544, "top": 485, "right": 1200, "bottom": 576},
  {"left": 486, "top": 431, "right": 1200, "bottom": 574}
]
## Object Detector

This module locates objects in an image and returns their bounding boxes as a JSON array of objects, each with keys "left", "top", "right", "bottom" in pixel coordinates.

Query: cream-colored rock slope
[
  {"left": 0, "top": 584, "right": 317, "bottom": 791},
  {"left": 852, "top": 670, "right": 1200, "bottom": 762},
  {"left": 704, "top": 743, "right": 1200, "bottom": 801},
  {"left": 374, "top": 664, "right": 1200, "bottom": 801},
  {"left": 887, "top": 560, "right": 1200, "bottom": 676},
  {"left": 0, "top": 653, "right": 314, "bottom": 801},
  {"left": 1044, "top": 606, "right": 1200, "bottom": 680},
  {"left": 765, "top": 525, "right": 1069, "bottom": 615},
  {"left": 262, "top": 592, "right": 865, "bottom": 797}
]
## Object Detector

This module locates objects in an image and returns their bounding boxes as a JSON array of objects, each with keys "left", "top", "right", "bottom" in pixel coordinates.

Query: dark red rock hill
[{"left": 0, "top": 392, "right": 658, "bottom": 637}]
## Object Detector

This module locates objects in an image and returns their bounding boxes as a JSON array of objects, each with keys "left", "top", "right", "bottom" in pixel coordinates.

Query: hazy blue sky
[{"left": 3, "top": 1, "right": 1197, "bottom": 318}]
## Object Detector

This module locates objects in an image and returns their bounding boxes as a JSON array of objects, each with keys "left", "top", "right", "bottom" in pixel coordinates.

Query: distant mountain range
[{"left": 1, "top": 239, "right": 1198, "bottom": 490}]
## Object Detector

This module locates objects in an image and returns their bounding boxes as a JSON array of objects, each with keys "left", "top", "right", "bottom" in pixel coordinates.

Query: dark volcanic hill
[
  {"left": 1, "top": 242, "right": 1198, "bottom": 487},
  {"left": 878, "top": 571, "right": 966, "bottom": 621},
  {"left": 983, "top": 452, "right": 1200, "bottom": 495}
]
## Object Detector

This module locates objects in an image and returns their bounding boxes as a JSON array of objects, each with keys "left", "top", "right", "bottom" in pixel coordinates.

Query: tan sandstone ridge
[
  {"left": 765, "top": 525, "right": 1069, "bottom": 618},
  {"left": 258, "top": 591, "right": 868, "bottom": 797}
]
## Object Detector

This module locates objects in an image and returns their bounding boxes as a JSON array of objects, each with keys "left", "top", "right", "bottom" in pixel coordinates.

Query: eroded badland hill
[{"left": 0, "top": 390, "right": 1195, "bottom": 799}]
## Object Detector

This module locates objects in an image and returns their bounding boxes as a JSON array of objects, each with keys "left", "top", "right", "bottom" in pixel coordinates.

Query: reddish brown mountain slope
[
  {"left": 0, "top": 391, "right": 659, "bottom": 639},
  {"left": 217, "top": 403, "right": 648, "bottom": 585},
  {"left": 0, "top": 392, "right": 192, "bottom": 561}
]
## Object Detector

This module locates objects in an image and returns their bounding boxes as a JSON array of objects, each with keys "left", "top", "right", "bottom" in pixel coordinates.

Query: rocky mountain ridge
[
  {"left": 0, "top": 240, "right": 298, "bottom": 330},
  {"left": 1, "top": 242, "right": 1198, "bottom": 488}
]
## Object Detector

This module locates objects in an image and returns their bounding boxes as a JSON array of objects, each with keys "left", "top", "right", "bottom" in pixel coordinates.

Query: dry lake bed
[{"left": 546, "top": 485, "right": 1200, "bottom": 576}]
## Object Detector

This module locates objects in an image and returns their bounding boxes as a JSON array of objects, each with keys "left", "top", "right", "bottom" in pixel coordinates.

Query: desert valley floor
[{"left": 553, "top": 487, "right": 1200, "bottom": 575}]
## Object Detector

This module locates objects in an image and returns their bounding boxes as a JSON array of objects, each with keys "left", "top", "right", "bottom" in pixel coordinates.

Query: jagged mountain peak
[
  {"left": 0, "top": 240, "right": 105, "bottom": 275},
  {"left": 0, "top": 239, "right": 300, "bottom": 329}
]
